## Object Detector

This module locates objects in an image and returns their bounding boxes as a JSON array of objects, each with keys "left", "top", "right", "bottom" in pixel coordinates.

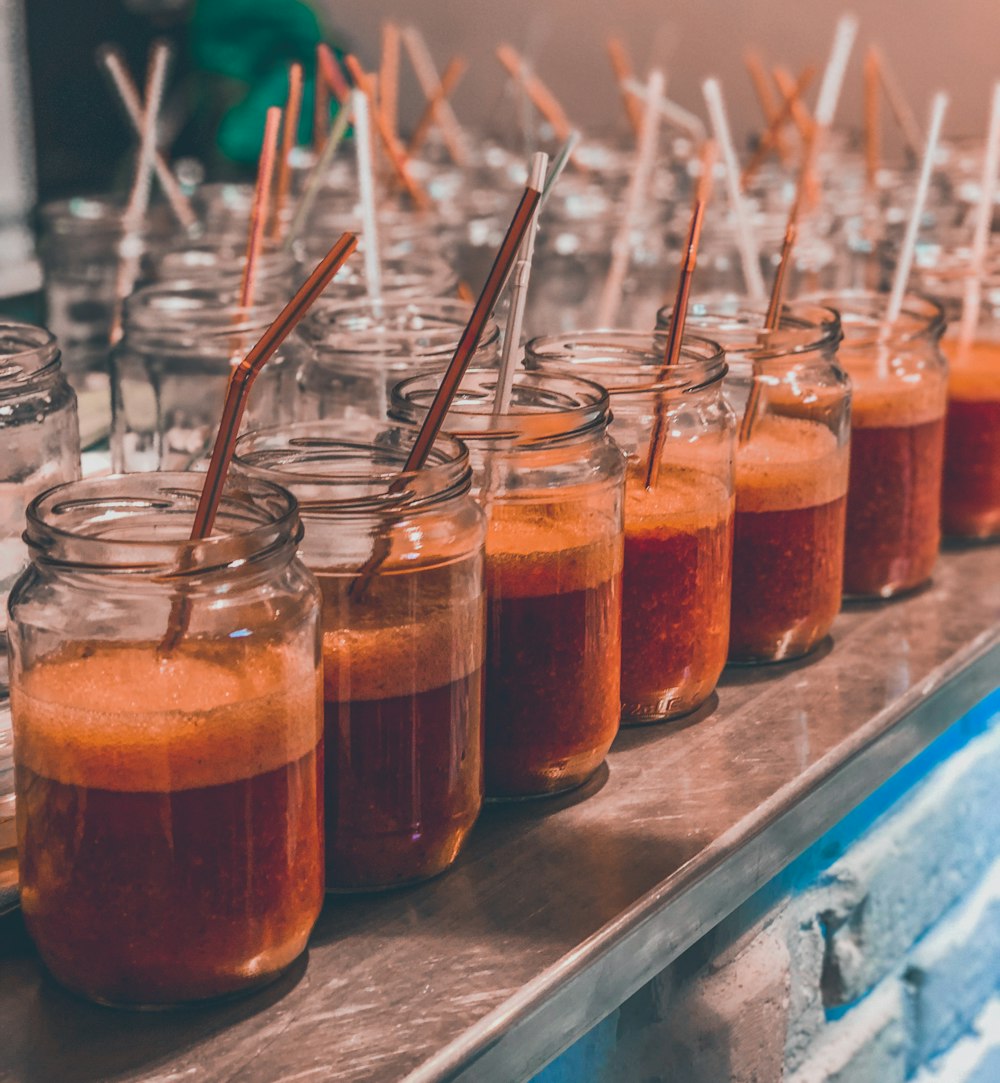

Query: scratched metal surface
[{"left": 1, "top": 542, "right": 998, "bottom": 1083}]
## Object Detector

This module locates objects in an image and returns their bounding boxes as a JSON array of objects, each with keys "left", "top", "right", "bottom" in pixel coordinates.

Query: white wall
[{"left": 324, "top": 0, "right": 1000, "bottom": 148}]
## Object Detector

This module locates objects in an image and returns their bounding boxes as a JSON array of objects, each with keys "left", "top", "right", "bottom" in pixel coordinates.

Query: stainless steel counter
[{"left": 2, "top": 543, "right": 999, "bottom": 1083}]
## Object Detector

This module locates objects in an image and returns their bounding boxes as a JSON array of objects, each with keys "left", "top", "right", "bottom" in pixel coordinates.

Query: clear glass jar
[
  {"left": 918, "top": 260, "right": 1000, "bottom": 537},
  {"left": 0, "top": 323, "right": 81, "bottom": 676},
  {"left": 234, "top": 420, "right": 485, "bottom": 890},
  {"left": 150, "top": 238, "right": 299, "bottom": 291},
  {"left": 294, "top": 297, "right": 500, "bottom": 424},
  {"left": 8, "top": 472, "right": 324, "bottom": 1006},
  {"left": 113, "top": 282, "right": 294, "bottom": 472},
  {"left": 808, "top": 290, "right": 947, "bottom": 596},
  {"left": 658, "top": 300, "right": 849, "bottom": 663},
  {"left": 314, "top": 251, "right": 459, "bottom": 309},
  {"left": 392, "top": 369, "right": 625, "bottom": 798},
  {"left": 37, "top": 196, "right": 173, "bottom": 404},
  {"left": 525, "top": 331, "right": 734, "bottom": 722}
]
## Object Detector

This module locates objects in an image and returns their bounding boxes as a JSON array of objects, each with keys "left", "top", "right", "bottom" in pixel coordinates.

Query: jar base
[
  {"left": 485, "top": 763, "right": 604, "bottom": 803},
  {"left": 727, "top": 634, "right": 832, "bottom": 667},
  {"left": 620, "top": 693, "right": 713, "bottom": 726},
  {"left": 842, "top": 575, "right": 932, "bottom": 602}
]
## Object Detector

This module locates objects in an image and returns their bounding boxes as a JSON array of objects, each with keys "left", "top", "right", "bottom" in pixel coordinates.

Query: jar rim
[
  {"left": 0, "top": 322, "right": 61, "bottom": 387},
  {"left": 234, "top": 421, "right": 472, "bottom": 517},
  {"left": 390, "top": 368, "right": 611, "bottom": 444},
  {"left": 124, "top": 281, "right": 287, "bottom": 338},
  {"left": 656, "top": 299, "right": 842, "bottom": 361},
  {"left": 24, "top": 472, "right": 301, "bottom": 576},
  {"left": 524, "top": 329, "right": 726, "bottom": 394},
  {"left": 804, "top": 289, "right": 946, "bottom": 348}
]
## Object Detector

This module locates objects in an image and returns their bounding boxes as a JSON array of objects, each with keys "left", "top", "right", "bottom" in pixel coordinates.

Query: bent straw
[
  {"left": 345, "top": 54, "right": 431, "bottom": 209},
  {"left": 645, "top": 141, "right": 717, "bottom": 491},
  {"left": 347, "top": 185, "right": 543, "bottom": 601},
  {"left": 270, "top": 63, "right": 303, "bottom": 242},
  {"left": 864, "top": 47, "right": 881, "bottom": 189},
  {"left": 813, "top": 13, "right": 858, "bottom": 130},
  {"left": 871, "top": 46, "right": 923, "bottom": 157},
  {"left": 493, "top": 151, "right": 550, "bottom": 416},
  {"left": 190, "top": 233, "right": 359, "bottom": 542},
  {"left": 596, "top": 69, "right": 664, "bottom": 327},
  {"left": 957, "top": 82, "right": 1000, "bottom": 362},
  {"left": 496, "top": 44, "right": 573, "bottom": 141},
  {"left": 379, "top": 21, "right": 401, "bottom": 141},
  {"left": 285, "top": 102, "right": 353, "bottom": 249},
  {"left": 621, "top": 78, "right": 707, "bottom": 141},
  {"left": 97, "top": 45, "right": 196, "bottom": 232},
  {"left": 741, "top": 66, "right": 817, "bottom": 186},
  {"left": 239, "top": 107, "right": 281, "bottom": 311},
  {"left": 317, "top": 43, "right": 350, "bottom": 104},
  {"left": 606, "top": 37, "right": 644, "bottom": 138},
  {"left": 703, "top": 77, "right": 767, "bottom": 303},
  {"left": 402, "top": 26, "right": 469, "bottom": 165},
  {"left": 351, "top": 88, "right": 383, "bottom": 313},
  {"left": 407, "top": 56, "right": 468, "bottom": 157},
  {"left": 744, "top": 50, "right": 791, "bottom": 164},
  {"left": 885, "top": 91, "right": 949, "bottom": 326}
]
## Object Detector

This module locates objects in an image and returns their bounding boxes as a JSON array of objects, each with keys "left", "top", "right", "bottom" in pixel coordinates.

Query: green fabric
[{"left": 191, "top": 0, "right": 334, "bottom": 164}]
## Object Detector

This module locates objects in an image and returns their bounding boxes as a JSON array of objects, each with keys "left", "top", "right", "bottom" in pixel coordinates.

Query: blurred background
[{"left": 1, "top": 0, "right": 995, "bottom": 296}]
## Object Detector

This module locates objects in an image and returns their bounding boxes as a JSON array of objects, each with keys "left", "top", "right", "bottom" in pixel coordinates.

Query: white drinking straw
[
  {"left": 621, "top": 77, "right": 706, "bottom": 140},
  {"left": 814, "top": 14, "right": 859, "bottom": 129},
  {"left": 957, "top": 82, "right": 1000, "bottom": 357},
  {"left": 351, "top": 88, "right": 383, "bottom": 313},
  {"left": 493, "top": 151, "right": 549, "bottom": 415},
  {"left": 702, "top": 77, "right": 766, "bottom": 303},
  {"left": 596, "top": 69, "right": 664, "bottom": 327},
  {"left": 885, "top": 91, "right": 949, "bottom": 326}
]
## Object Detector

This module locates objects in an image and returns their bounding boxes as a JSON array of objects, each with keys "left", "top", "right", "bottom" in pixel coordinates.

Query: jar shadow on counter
[{"left": 610, "top": 695, "right": 720, "bottom": 754}]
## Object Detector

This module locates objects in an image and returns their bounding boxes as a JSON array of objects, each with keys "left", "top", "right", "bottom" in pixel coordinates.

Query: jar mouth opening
[
  {"left": 0, "top": 322, "right": 61, "bottom": 384},
  {"left": 524, "top": 330, "right": 726, "bottom": 394},
  {"left": 657, "top": 301, "right": 842, "bottom": 361},
  {"left": 25, "top": 473, "right": 300, "bottom": 575},
  {"left": 806, "top": 290, "right": 946, "bottom": 347},
  {"left": 391, "top": 368, "right": 611, "bottom": 444},
  {"left": 156, "top": 242, "right": 297, "bottom": 277},
  {"left": 234, "top": 422, "right": 471, "bottom": 515}
]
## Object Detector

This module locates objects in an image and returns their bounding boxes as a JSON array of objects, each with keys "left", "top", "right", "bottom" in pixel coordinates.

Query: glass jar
[
  {"left": 808, "top": 290, "right": 948, "bottom": 596},
  {"left": 150, "top": 238, "right": 299, "bottom": 292},
  {"left": 658, "top": 300, "right": 849, "bottom": 663},
  {"left": 525, "top": 331, "right": 734, "bottom": 722},
  {"left": 0, "top": 323, "right": 81, "bottom": 675},
  {"left": 392, "top": 369, "right": 625, "bottom": 798},
  {"left": 8, "top": 472, "right": 324, "bottom": 1006},
  {"left": 234, "top": 420, "right": 485, "bottom": 890},
  {"left": 918, "top": 260, "right": 1000, "bottom": 538},
  {"left": 294, "top": 297, "right": 500, "bottom": 424},
  {"left": 313, "top": 251, "right": 459, "bottom": 309},
  {"left": 113, "top": 282, "right": 294, "bottom": 472}
]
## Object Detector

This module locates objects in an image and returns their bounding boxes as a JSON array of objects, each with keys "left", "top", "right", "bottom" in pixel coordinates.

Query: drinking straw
[
  {"left": 496, "top": 45, "right": 573, "bottom": 141},
  {"left": 239, "top": 107, "right": 281, "bottom": 311},
  {"left": 189, "top": 232, "right": 359, "bottom": 542},
  {"left": 703, "top": 76, "right": 767, "bottom": 303},
  {"left": 741, "top": 66, "right": 817, "bottom": 186},
  {"left": 540, "top": 130, "right": 580, "bottom": 207},
  {"left": 644, "top": 141, "right": 717, "bottom": 490},
  {"left": 351, "top": 88, "right": 383, "bottom": 313},
  {"left": 493, "top": 151, "right": 549, "bottom": 415},
  {"left": 402, "top": 26, "right": 469, "bottom": 165},
  {"left": 956, "top": 82, "right": 1000, "bottom": 361},
  {"left": 314, "top": 44, "right": 330, "bottom": 153},
  {"left": 864, "top": 47, "right": 881, "bottom": 189},
  {"left": 97, "top": 45, "right": 197, "bottom": 232},
  {"left": 772, "top": 67, "right": 816, "bottom": 143},
  {"left": 407, "top": 56, "right": 468, "bottom": 157},
  {"left": 606, "top": 37, "right": 643, "bottom": 138},
  {"left": 885, "top": 91, "right": 949, "bottom": 326},
  {"left": 871, "top": 46, "right": 923, "bottom": 157},
  {"left": 270, "top": 63, "right": 303, "bottom": 243},
  {"left": 621, "top": 78, "right": 707, "bottom": 141},
  {"left": 813, "top": 14, "right": 858, "bottom": 131},
  {"left": 317, "top": 43, "right": 350, "bottom": 104},
  {"left": 744, "top": 50, "right": 791, "bottom": 164},
  {"left": 347, "top": 184, "right": 542, "bottom": 600},
  {"left": 379, "top": 21, "right": 401, "bottom": 141},
  {"left": 344, "top": 55, "right": 431, "bottom": 210},
  {"left": 284, "top": 103, "right": 353, "bottom": 249},
  {"left": 596, "top": 69, "right": 664, "bottom": 328}
]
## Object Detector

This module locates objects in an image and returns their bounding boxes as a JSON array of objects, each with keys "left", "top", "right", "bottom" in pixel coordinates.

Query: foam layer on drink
[
  {"left": 845, "top": 364, "right": 947, "bottom": 428},
  {"left": 736, "top": 416, "right": 848, "bottom": 513},
  {"left": 486, "top": 504, "right": 623, "bottom": 598},
  {"left": 13, "top": 641, "right": 321, "bottom": 792},
  {"left": 625, "top": 465, "right": 732, "bottom": 534},
  {"left": 944, "top": 340, "right": 1000, "bottom": 401}
]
